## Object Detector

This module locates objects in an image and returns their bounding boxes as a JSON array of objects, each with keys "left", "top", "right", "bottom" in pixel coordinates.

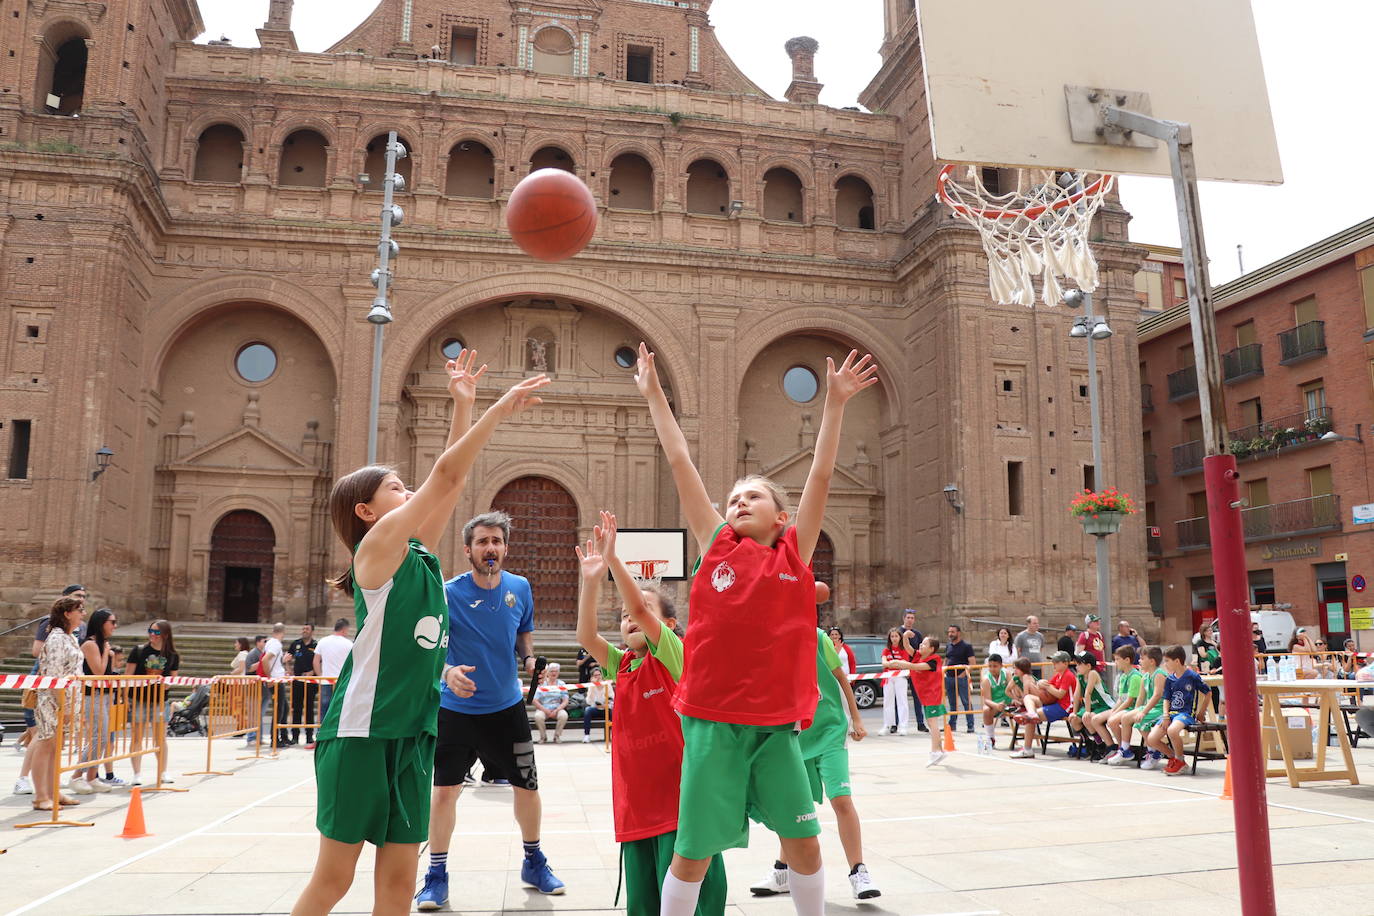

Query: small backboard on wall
[{"left": 614, "top": 528, "right": 689, "bottom": 580}]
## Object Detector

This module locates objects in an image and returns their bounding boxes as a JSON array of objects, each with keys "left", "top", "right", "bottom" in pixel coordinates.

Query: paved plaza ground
[{"left": 4, "top": 706, "right": 1374, "bottom": 915}]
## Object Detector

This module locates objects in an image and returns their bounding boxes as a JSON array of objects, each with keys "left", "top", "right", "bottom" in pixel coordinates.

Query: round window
[
  {"left": 235, "top": 343, "right": 277, "bottom": 383},
  {"left": 614, "top": 346, "right": 637, "bottom": 369},
  {"left": 782, "top": 365, "right": 819, "bottom": 403},
  {"left": 441, "top": 338, "right": 466, "bottom": 359}
]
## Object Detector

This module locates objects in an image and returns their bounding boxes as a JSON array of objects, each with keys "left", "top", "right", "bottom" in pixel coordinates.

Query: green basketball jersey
[
  {"left": 1076, "top": 672, "right": 1114, "bottom": 714},
  {"left": 985, "top": 668, "right": 1009, "bottom": 704},
  {"left": 318, "top": 539, "right": 448, "bottom": 741},
  {"left": 1138, "top": 669, "right": 1167, "bottom": 718},
  {"left": 1117, "top": 667, "right": 1144, "bottom": 708},
  {"left": 800, "top": 628, "right": 848, "bottom": 759}
]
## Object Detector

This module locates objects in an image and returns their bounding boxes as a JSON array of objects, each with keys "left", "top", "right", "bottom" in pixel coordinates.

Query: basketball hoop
[
  {"left": 625, "top": 560, "right": 670, "bottom": 589},
  {"left": 937, "top": 165, "right": 1115, "bottom": 307}
]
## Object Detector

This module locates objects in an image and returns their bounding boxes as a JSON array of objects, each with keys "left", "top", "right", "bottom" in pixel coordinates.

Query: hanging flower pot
[
  {"left": 1069, "top": 487, "right": 1137, "bottom": 536},
  {"left": 1079, "top": 511, "right": 1126, "bottom": 535}
]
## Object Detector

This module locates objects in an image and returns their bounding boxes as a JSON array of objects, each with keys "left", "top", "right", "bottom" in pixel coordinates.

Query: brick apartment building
[
  {"left": 0, "top": 0, "right": 1149, "bottom": 635},
  {"left": 1139, "top": 218, "right": 1374, "bottom": 644}
]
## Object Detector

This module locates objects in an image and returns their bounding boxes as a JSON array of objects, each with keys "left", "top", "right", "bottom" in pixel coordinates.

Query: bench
[
  {"left": 1184, "top": 721, "right": 1228, "bottom": 774},
  {"left": 1009, "top": 715, "right": 1082, "bottom": 756}
]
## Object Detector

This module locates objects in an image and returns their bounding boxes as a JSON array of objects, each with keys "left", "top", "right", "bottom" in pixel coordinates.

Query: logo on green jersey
[{"left": 414, "top": 616, "right": 443, "bottom": 650}]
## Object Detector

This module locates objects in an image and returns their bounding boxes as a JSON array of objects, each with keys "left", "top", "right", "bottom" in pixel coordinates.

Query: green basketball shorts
[
  {"left": 315, "top": 733, "right": 435, "bottom": 847},
  {"left": 804, "top": 745, "right": 852, "bottom": 802},
  {"left": 923, "top": 703, "right": 949, "bottom": 718},
  {"left": 674, "top": 716, "right": 818, "bottom": 860},
  {"left": 622, "top": 830, "right": 726, "bottom": 916}
]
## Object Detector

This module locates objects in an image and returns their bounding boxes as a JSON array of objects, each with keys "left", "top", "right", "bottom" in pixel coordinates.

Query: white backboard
[
  {"left": 614, "top": 528, "right": 688, "bottom": 581},
  {"left": 917, "top": 0, "right": 1283, "bottom": 184}
]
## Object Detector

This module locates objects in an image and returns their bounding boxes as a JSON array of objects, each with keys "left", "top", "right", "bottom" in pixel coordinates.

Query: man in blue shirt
[
  {"left": 944, "top": 625, "right": 977, "bottom": 733},
  {"left": 419, "top": 512, "right": 565, "bottom": 910}
]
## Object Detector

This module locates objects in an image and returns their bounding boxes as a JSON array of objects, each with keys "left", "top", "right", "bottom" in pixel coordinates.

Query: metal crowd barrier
[{"left": 185, "top": 675, "right": 263, "bottom": 775}]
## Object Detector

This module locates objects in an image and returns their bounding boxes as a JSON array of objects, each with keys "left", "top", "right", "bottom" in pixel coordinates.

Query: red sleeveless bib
[
  {"left": 675, "top": 525, "right": 818, "bottom": 728},
  {"left": 612, "top": 648, "right": 684, "bottom": 842}
]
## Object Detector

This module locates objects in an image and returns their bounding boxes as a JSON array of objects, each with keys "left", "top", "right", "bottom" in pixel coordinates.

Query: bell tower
[{"left": 258, "top": 0, "right": 299, "bottom": 50}]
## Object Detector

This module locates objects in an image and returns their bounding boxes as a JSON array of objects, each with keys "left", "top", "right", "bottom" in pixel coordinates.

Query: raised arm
[
  {"left": 575, "top": 527, "right": 613, "bottom": 671},
  {"left": 634, "top": 343, "right": 723, "bottom": 553},
  {"left": 354, "top": 374, "right": 549, "bottom": 590},
  {"left": 599, "top": 511, "right": 664, "bottom": 648},
  {"left": 415, "top": 349, "right": 485, "bottom": 550},
  {"left": 793, "top": 350, "right": 878, "bottom": 564}
]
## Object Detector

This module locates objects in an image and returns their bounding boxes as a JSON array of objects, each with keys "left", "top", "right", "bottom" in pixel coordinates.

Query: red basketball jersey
[
  {"left": 611, "top": 647, "right": 684, "bottom": 842},
  {"left": 675, "top": 524, "right": 818, "bottom": 727}
]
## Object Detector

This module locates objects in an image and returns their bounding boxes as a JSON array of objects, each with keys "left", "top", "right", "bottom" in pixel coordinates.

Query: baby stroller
[{"left": 167, "top": 684, "right": 210, "bottom": 737}]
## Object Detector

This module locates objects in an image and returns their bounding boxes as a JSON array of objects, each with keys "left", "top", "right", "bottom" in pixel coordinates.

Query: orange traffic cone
[
  {"left": 1219, "top": 757, "right": 1233, "bottom": 801},
  {"left": 943, "top": 718, "right": 957, "bottom": 752},
  {"left": 117, "top": 787, "right": 152, "bottom": 839}
]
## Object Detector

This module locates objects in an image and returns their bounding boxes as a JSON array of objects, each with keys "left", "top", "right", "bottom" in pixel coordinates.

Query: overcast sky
[{"left": 196, "top": 0, "right": 1373, "bottom": 284}]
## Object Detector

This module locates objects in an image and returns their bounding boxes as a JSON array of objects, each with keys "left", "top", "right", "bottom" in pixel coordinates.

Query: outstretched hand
[
  {"left": 633, "top": 342, "right": 664, "bottom": 400},
  {"left": 445, "top": 664, "right": 477, "bottom": 697},
  {"left": 446, "top": 348, "right": 488, "bottom": 408},
  {"left": 825, "top": 350, "right": 879, "bottom": 405},
  {"left": 596, "top": 510, "right": 618, "bottom": 559},
  {"left": 491, "top": 374, "right": 550, "bottom": 419},
  {"left": 576, "top": 533, "right": 608, "bottom": 583}
]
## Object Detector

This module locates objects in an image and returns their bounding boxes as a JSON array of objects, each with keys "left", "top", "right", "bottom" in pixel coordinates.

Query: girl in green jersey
[{"left": 293, "top": 353, "right": 547, "bottom": 916}]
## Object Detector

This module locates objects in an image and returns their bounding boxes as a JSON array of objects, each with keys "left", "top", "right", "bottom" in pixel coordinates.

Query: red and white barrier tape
[{"left": 0, "top": 674, "right": 338, "bottom": 690}]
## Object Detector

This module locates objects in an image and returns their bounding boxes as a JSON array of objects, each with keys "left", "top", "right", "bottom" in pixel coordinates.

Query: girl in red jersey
[
  {"left": 634, "top": 342, "right": 877, "bottom": 916},
  {"left": 574, "top": 512, "right": 726, "bottom": 916},
  {"left": 883, "top": 635, "right": 949, "bottom": 766}
]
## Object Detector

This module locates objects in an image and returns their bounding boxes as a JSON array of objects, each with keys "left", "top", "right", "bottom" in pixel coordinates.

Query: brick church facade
[{"left": 0, "top": 0, "right": 1150, "bottom": 635}]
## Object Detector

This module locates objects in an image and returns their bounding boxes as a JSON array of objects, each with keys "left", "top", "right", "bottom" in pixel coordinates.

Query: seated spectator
[
  {"left": 1104, "top": 646, "right": 1144, "bottom": 766},
  {"left": 1146, "top": 645, "right": 1211, "bottom": 776},
  {"left": 581, "top": 665, "right": 607, "bottom": 743},
  {"left": 1011, "top": 651, "right": 1076, "bottom": 759},
  {"left": 1290, "top": 630, "right": 1319, "bottom": 677},
  {"left": 230, "top": 636, "right": 251, "bottom": 675},
  {"left": 980, "top": 653, "right": 1011, "bottom": 747},
  {"left": 1128, "top": 646, "right": 1169, "bottom": 769},
  {"left": 533, "top": 663, "right": 569, "bottom": 743},
  {"left": 1006, "top": 656, "right": 1037, "bottom": 711},
  {"left": 1069, "top": 652, "right": 1114, "bottom": 761}
]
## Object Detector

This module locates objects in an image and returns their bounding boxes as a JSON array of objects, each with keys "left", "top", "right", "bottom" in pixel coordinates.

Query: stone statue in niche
[{"left": 527, "top": 337, "right": 550, "bottom": 372}]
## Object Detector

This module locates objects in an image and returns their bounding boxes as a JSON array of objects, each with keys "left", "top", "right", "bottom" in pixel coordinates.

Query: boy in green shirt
[{"left": 1103, "top": 645, "right": 1144, "bottom": 766}]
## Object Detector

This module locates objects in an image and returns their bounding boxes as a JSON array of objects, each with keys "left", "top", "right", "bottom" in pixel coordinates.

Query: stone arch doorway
[
  {"left": 208, "top": 510, "right": 276, "bottom": 623},
  {"left": 492, "top": 476, "right": 579, "bottom": 630},
  {"left": 813, "top": 530, "right": 835, "bottom": 626}
]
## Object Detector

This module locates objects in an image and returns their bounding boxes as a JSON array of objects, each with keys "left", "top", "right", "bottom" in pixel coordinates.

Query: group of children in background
[{"left": 970, "top": 642, "right": 1212, "bottom": 775}]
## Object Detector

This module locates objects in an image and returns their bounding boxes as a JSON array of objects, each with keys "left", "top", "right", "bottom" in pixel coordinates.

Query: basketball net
[
  {"left": 625, "top": 560, "right": 669, "bottom": 590},
  {"left": 937, "top": 165, "right": 1115, "bottom": 307}
]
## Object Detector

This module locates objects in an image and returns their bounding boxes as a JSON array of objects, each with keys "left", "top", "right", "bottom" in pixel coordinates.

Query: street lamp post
[
  {"left": 1067, "top": 289, "right": 1114, "bottom": 647},
  {"left": 366, "top": 131, "right": 407, "bottom": 465}
]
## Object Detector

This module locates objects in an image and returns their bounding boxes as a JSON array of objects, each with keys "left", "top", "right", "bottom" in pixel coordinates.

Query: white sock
[
  {"left": 789, "top": 866, "right": 826, "bottom": 916},
  {"left": 983, "top": 724, "right": 994, "bottom": 737},
  {"left": 660, "top": 872, "right": 703, "bottom": 916}
]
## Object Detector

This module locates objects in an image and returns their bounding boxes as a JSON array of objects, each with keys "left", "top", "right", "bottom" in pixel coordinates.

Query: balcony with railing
[
  {"left": 1141, "top": 383, "right": 1154, "bottom": 413},
  {"left": 1227, "top": 407, "right": 1333, "bottom": 460},
  {"left": 1222, "top": 343, "right": 1264, "bottom": 383},
  {"left": 1143, "top": 453, "right": 1159, "bottom": 486},
  {"left": 1278, "top": 320, "right": 1326, "bottom": 364},
  {"left": 1172, "top": 439, "right": 1205, "bottom": 475},
  {"left": 1147, "top": 534, "right": 1163, "bottom": 558},
  {"left": 1174, "top": 493, "right": 1341, "bottom": 549},
  {"left": 1167, "top": 365, "right": 1198, "bottom": 401}
]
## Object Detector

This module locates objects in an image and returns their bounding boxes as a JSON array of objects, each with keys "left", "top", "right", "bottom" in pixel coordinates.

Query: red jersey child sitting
[{"left": 1011, "top": 651, "right": 1077, "bottom": 759}]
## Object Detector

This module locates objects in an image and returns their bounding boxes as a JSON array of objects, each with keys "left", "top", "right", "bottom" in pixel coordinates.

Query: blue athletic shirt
[
  {"left": 440, "top": 570, "right": 535, "bottom": 714},
  {"left": 1165, "top": 668, "right": 1207, "bottom": 717}
]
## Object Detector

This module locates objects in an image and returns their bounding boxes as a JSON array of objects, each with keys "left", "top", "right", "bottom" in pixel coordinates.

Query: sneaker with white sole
[
  {"left": 1139, "top": 754, "right": 1163, "bottom": 771},
  {"left": 67, "top": 778, "right": 94, "bottom": 795},
  {"left": 581, "top": 735, "right": 592, "bottom": 743},
  {"left": 1010, "top": 748, "right": 1035, "bottom": 759},
  {"left": 86, "top": 778, "right": 112, "bottom": 793},
  {"left": 848, "top": 864, "right": 881, "bottom": 900},
  {"left": 13, "top": 776, "right": 33, "bottom": 795},
  {"left": 1106, "top": 750, "right": 1133, "bottom": 767},
  {"left": 99, "top": 775, "right": 129, "bottom": 788},
  {"left": 926, "top": 751, "right": 947, "bottom": 768},
  {"left": 897, "top": 727, "right": 908, "bottom": 736},
  {"left": 749, "top": 866, "right": 790, "bottom": 896}
]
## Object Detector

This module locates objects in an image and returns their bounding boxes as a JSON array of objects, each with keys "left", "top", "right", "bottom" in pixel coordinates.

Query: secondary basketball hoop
[{"left": 937, "top": 165, "right": 1114, "bottom": 306}]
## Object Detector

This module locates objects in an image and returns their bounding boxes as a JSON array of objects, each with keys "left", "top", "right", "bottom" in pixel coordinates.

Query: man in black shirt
[
  {"left": 945, "top": 625, "right": 977, "bottom": 733},
  {"left": 287, "top": 624, "right": 318, "bottom": 747},
  {"left": 1057, "top": 624, "right": 1078, "bottom": 656}
]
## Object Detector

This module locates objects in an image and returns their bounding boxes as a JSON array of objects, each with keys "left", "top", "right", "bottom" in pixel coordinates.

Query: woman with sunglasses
[{"left": 124, "top": 619, "right": 179, "bottom": 786}]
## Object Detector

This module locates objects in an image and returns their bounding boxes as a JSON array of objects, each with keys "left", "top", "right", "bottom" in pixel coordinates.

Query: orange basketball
[
  {"left": 506, "top": 168, "right": 598, "bottom": 262},
  {"left": 815, "top": 581, "right": 831, "bottom": 605}
]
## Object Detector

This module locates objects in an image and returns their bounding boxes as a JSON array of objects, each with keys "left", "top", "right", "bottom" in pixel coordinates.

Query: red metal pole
[{"left": 1204, "top": 453, "right": 1276, "bottom": 916}]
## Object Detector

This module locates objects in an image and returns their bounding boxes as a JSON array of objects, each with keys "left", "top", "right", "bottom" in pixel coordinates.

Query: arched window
[
  {"left": 277, "top": 129, "right": 328, "bottom": 187},
  {"left": 532, "top": 27, "right": 575, "bottom": 76},
  {"left": 835, "top": 175, "right": 876, "bottom": 230},
  {"left": 35, "top": 27, "right": 89, "bottom": 114},
  {"left": 763, "top": 167, "right": 804, "bottom": 223},
  {"left": 531, "top": 146, "right": 575, "bottom": 173},
  {"left": 363, "top": 134, "right": 414, "bottom": 191},
  {"left": 686, "top": 159, "right": 730, "bottom": 215},
  {"left": 608, "top": 153, "right": 654, "bottom": 210},
  {"left": 193, "top": 124, "right": 246, "bottom": 183},
  {"left": 445, "top": 140, "right": 495, "bottom": 198}
]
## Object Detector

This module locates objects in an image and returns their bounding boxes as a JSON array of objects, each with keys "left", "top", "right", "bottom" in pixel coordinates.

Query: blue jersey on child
[
  {"left": 1165, "top": 668, "right": 1207, "bottom": 717},
  {"left": 441, "top": 570, "right": 534, "bottom": 715}
]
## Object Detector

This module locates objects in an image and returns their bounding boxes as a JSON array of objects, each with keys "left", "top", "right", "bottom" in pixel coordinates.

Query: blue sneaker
[
  {"left": 1067, "top": 744, "right": 1080, "bottom": 759},
  {"left": 521, "top": 850, "right": 566, "bottom": 895},
  {"left": 415, "top": 868, "right": 449, "bottom": 911}
]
